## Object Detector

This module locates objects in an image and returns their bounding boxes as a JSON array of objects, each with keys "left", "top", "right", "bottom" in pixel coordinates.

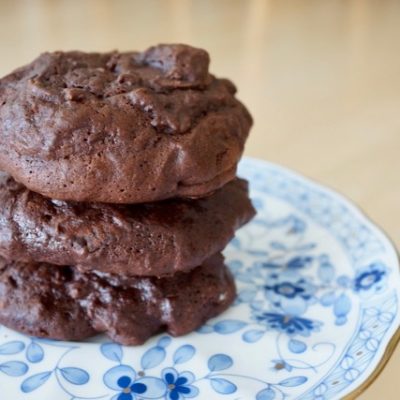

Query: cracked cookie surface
[{"left": 0, "top": 44, "right": 252, "bottom": 203}]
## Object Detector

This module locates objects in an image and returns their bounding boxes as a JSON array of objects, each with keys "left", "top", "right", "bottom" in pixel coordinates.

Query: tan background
[{"left": 0, "top": 0, "right": 399, "bottom": 398}]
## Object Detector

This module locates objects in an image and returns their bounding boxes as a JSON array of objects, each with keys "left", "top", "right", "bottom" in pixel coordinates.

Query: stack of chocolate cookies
[{"left": 0, "top": 44, "right": 255, "bottom": 345}]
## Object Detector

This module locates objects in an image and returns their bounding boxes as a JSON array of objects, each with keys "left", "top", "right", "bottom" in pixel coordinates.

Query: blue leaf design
[
  {"left": 259, "top": 262, "right": 280, "bottom": 269},
  {"left": 210, "top": 378, "right": 237, "bottom": 394},
  {"left": 214, "top": 320, "right": 247, "bottom": 334},
  {"left": 289, "top": 216, "right": 306, "bottom": 233},
  {"left": 21, "top": 371, "right": 52, "bottom": 392},
  {"left": 242, "top": 330, "right": 265, "bottom": 343},
  {"left": 334, "top": 293, "right": 351, "bottom": 317},
  {"left": 294, "top": 243, "right": 316, "bottom": 251},
  {"left": 278, "top": 376, "right": 307, "bottom": 387},
  {"left": 60, "top": 367, "right": 89, "bottom": 385},
  {"left": 288, "top": 339, "right": 307, "bottom": 354},
  {"left": 320, "top": 291, "right": 336, "bottom": 306},
  {"left": 252, "top": 197, "right": 264, "bottom": 210},
  {"left": 270, "top": 241, "right": 286, "bottom": 250},
  {"left": 141, "top": 346, "right": 166, "bottom": 370},
  {"left": 257, "top": 388, "right": 276, "bottom": 400},
  {"left": 0, "top": 361, "right": 28, "bottom": 376},
  {"left": 173, "top": 345, "right": 195, "bottom": 365},
  {"left": 228, "top": 260, "right": 243, "bottom": 272},
  {"left": 26, "top": 342, "right": 44, "bottom": 363},
  {"left": 236, "top": 273, "right": 255, "bottom": 284},
  {"left": 337, "top": 275, "right": 352, "bottom": 288},
  {"left": 230, "top": 237, "right": 241, "bottom": 249},
  {"left": 157, "top": 336, "right": 171, "bottom": 348},
  {"left": 248, "top": 250, "right": 269, "bottom": 257},
  {"left": 335, "top": 315, "right": 348, "bottom": 325},
  {"left": 0, "top": 341, "right": 25, "bottom": 355},
  {"left": 318, "top": 262, "right": 334, "bottom": 283},
  {"left": 287, "top": 256, "right": 313, "bottom": 269},
  {"left": 100, "top": 343, "right": 123, "bottom": 362},
  {"left": 238, "top": 289, "right": 258, "bottom": 303},
  {"left": 103, "top": 365, "right": 136, "bottom": 391},
  {"left": 208, "top": 354, "right": 233, "bottom": 371},
  {"left": 196, "top": 325, "right": 214, "bottom": 333},
  {"left": 136, "top": 376, "right": 167, "bottom": 398}
]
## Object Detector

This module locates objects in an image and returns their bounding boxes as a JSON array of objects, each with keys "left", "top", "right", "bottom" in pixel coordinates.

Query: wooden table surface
[{"left": 0, "top": 1, "right": 399, "bottom": 398}]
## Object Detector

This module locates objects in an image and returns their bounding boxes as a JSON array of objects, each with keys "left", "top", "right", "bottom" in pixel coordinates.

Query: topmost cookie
[{"left": 0, "top": 44, "right": 252, "bottom": 203}]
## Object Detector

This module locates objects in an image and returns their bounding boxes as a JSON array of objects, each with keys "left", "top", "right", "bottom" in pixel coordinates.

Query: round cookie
[
  {"left": 0, "top": 44, "right": 252, "bottom": 203},
  {"left": 0, "top": 253, "right": 235, "bottom": 345},
  {"left": 0, "top": 173, "right": 255, "bottom": 277}
]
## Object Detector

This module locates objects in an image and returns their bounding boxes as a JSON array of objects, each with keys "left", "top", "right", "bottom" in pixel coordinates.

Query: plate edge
[{"left": 241, "top": 156, "right": 400, "bottom": 399}]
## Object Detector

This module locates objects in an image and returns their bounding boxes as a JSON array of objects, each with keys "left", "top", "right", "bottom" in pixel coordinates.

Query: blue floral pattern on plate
[{"left": 0, "top": 157, "right": 398, "bottom": 400}]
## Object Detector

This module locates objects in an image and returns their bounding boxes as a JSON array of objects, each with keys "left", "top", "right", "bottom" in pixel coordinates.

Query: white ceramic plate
[{"left": 0, "top": 157, "right": 399, "bottom": 400}]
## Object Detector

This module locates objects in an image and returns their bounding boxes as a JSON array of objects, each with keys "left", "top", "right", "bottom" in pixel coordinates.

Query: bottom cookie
[{"left": 0, "top": 253, "right": 235, "bottom": 345}]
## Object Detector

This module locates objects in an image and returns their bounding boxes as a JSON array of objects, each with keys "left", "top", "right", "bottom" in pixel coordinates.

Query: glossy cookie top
[
  {"left": 0, "top": 173, "right": 255, "bottom": 277},
  {"left": 0, "top": 44, "right": 252, "bottom": 203}
]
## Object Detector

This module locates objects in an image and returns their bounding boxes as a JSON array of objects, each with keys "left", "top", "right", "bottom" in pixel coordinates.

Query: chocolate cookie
[
  {"left": 0, "top": 44, "right": 252, "bottom": 203},
  {"left": 0, "top": 253, "right": 235, "bottom": 345},
  {"left": 0, "top": 173, "right": 255, "bottom": 277}
]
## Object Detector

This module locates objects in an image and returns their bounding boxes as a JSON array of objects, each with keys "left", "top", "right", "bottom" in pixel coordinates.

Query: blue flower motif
[
  {"left": 255, "top": 312, "right": 322, "bottom": 337},
  {"left": 162, "top": 368, "right": 199, "bottom": 400},
  {"left": 115, "top": 377, "right": 146, "bottom": 400},
  {"left": 263, "top": 271, "right": 317, "bottom": 315},
  {"left": 103, "top": 365, "right": 148, "bottom": 400},
  {"left": 266, "top": 281, "right": 306, "bottom": 300},
  {"left": 354, "top": 262, "right": 387, "bottom": 295}
]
